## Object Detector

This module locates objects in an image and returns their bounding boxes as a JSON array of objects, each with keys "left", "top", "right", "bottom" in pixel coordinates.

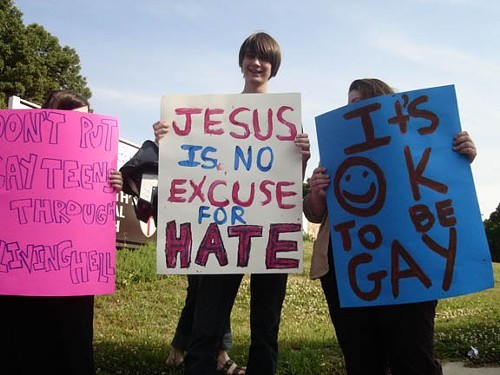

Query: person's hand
[
  {"left": 453, "top": 130, "right": 476, "bottom": 163},
  {"left": 108, "top": 170, "right": 123, "bottom": 192},
  {"left": 153, "top": 120, "right": 170, "bottom": 144},
  {"left": 295, "top": 133, "right": 311, "bottom": 164},
  {"left": 296, "top": 133, "right": 310, "bottom": 179},
  {"left": 309, "top": 166, "right": 330, "bottom": 198}
]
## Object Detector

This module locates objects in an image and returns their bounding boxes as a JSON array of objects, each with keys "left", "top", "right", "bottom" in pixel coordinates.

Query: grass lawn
[{"left": 94, "top": 241, "right": 500, "bottom": 374}]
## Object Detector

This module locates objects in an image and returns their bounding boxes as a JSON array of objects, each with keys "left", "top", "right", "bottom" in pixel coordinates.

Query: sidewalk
[{"left": 443, "top": 362, "right": 500, "bottom": 375}]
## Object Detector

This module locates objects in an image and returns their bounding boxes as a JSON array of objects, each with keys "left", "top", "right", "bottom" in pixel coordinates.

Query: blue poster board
[{"left": 315, "top": 85, "right": 494, "bottom": 307}]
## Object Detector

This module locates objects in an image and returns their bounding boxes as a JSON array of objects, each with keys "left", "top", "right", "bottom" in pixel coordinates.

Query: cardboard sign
[
  {"left": 315, "top": 85, "right": 494, "bottom": 307},
  {"left": 0, "top": 109, "right": 119, "bottom": 296},
  {"left": 157, "top": 93, "right": 303, "bottom": 274}
]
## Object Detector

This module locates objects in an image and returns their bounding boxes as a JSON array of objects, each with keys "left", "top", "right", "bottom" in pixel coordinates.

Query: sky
[{"left": 15, "top": 0, "right": 500, "bottom": 218}]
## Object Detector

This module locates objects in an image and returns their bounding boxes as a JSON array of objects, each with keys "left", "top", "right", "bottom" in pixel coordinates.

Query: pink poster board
[{"left": 0, "top": 109, "right": 119, "bottom": 296}]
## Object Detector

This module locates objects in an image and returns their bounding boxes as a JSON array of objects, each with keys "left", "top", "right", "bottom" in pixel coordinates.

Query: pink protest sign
[
  {"left": 157, "top": 93, "right": 303, "bottom": 274},
  {"left": 0, "top": 109, "right": 119, "bottom": 296}
]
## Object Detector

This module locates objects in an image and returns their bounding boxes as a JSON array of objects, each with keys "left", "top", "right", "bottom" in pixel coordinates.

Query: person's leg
[
  {"left": 56, "top": 296, "right": 95, "bottom": 375},
  {"left": 220, "top": 310, "right": 233, "bottom": 352},
  {"left": 185, "top": 274, "right": 242, "bottom": 375},
  {"left": 380, "top": 301, "right": 442, "bottom": 375},
  {"left": 329, "top": 308, "right": 389, "bottom": 374},
  {"left": 0, "top": 295, "right": 93, "bottom": 374},
  {"left": 245, "top": 273, "right": 287, "bottom": 375},
  {"left": 217, "top": 276, "right": 244, "bottom": 373},
  {"left": 320, "top": 247, "right": 388, "bottom": 375},
  {"left": 167, "top": 275, "right": 199, "bottom": 366},
  {"left": 25, "top": 297, "right": 64, "bottom": 373},
  {"left": 0, "top": 296, "right": 29, "bottom": 374}
]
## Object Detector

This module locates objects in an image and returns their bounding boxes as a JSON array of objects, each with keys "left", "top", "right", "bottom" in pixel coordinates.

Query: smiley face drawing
[{"left": 334, "top": 156, "right": 386, "bottom": 217}]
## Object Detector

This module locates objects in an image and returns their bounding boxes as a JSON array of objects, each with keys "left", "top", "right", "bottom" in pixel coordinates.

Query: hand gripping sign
[{"left": 315, "top": 85, "right": 494, "bottom": 307}]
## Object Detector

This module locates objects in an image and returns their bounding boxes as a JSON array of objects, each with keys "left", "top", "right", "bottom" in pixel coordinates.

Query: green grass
[{"left": 94, "top": 241, "right": 500, "bottom": 374}]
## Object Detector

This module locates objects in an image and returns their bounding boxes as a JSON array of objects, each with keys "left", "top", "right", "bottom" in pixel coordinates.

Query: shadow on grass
[
  {"left": 95, "top": 341, "right": 252, "bottom": 375},
  {"left": 95, "top": 340, "right": 177, "bottom": 375},
  {"left": 94, "top": 339, "right": 347, "bottom": 375},
  {"left": 276, "top": 340, "right": 346, "bottom": 375}
]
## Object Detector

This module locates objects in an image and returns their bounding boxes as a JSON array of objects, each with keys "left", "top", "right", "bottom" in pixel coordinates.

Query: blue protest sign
[{"left": 315, "top": 85, "right": 494, "bottom": 307}]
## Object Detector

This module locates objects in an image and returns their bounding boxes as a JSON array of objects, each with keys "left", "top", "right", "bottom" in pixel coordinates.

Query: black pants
[
  {"left": 0, "top": 295, "right": 95, "bottom": 375},
  {"left": 185, "top": 273, "right": 288, "bottom": 375},
  {"left": 171, "top": 275, "right": 232, "bottom": 351},
  {"left": 321, "top": 249, "right": 442, "bottom": 375}
]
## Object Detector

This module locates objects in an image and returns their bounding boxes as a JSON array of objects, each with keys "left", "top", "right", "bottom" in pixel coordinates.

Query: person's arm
[
  {"left": 453, "top": 130, "right": 476, "bottom": 163},
  {"left": 303, "top": 166, "right": 330, "bottom": 222}
]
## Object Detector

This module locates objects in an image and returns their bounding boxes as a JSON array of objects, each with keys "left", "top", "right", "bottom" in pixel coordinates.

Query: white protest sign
[{"left": 157, "top": 93, "right": 303, "bottom": 274}]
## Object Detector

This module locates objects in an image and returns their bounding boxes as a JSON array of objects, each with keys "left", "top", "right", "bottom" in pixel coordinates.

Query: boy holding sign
[
  {"left": 305, "top": 78, "right": 480, "bottom": 374},
  {"left": 154, "top": 32, "right": 310, "bottom": 375}
]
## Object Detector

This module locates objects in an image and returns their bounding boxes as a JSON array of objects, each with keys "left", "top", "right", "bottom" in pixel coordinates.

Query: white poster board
[{"left": 157, "top": 93, "right": 303, "bottom": 274}]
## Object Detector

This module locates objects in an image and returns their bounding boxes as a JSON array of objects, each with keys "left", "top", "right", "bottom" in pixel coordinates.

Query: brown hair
[
  {"left": 239, "top": 32, "right": 281, "bottom": 78},
  {"left": 348, "top": 78, "right": 395, "bottom": 100},
  {"left": 42, "top": 90, "right": 90, "bottom": 110}
]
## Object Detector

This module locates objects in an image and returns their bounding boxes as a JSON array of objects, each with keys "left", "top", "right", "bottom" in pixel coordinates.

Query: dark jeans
[
  {"left": 185, "top": 273, "right": 288, "bottom": 375},
  {"left": 0, "top": 295, "right": 95, "bottom": 375},
  {"left": 320, "top": 248, "right": 442, "bottom": 375},
  {"left": 171, "top": 275, "right": 232, "bottom": 351}
]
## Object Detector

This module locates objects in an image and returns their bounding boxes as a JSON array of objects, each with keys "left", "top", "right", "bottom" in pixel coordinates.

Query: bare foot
[{"left": 165, "top": 347, "right": 184, "bottom": 368}]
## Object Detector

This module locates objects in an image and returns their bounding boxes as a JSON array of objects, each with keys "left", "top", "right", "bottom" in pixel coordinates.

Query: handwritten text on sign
[
  {"left": 157, "top": 94, "right": 303, "bottom": 274},
  {"left": 0, "top": 109, "right": 119, "bottom": 296},
  {"left": 315, "top": 85, "right": 493, "bottom": 307}
]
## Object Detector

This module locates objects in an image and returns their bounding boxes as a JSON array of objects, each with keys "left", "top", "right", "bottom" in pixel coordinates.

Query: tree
[
  {"left": 484, "top": 203, "right": 500, "bottom": 262},
  {"left": 0, "top": 0, "right": 91, "bottom": 108}
]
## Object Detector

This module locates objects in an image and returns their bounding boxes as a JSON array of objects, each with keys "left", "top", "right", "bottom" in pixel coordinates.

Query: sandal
[{"left": 216, "top": 359, "right": 246, "bottom": 375}]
